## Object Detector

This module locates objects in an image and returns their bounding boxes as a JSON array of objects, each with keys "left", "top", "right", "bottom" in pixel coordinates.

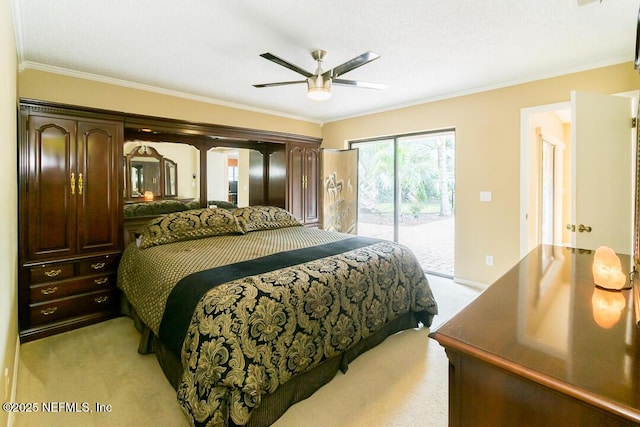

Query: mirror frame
[
  {"left": 164, "top": 158, "right": 178, "bottom": 197},
  {"left": 125, "top": 145, "right": 178, "bottom": 200},
  {"left": 123, "top": 113, "right": 320, "bottom": 209}
]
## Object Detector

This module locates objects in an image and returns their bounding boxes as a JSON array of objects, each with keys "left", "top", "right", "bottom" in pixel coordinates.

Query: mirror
[
  {"left": 124, "top": 142, "right": 199, "bottom": 201},
  {"left": 122, "top": 137, "right": 286, "bottom": 211},
  {"left": 165, "top": 158, "right": 177, "bottom": 197},
  {"left": 206, "top": 147, "right": 262, "bottom": 207},
  {"left": 127, "top": 146, "right": 162, "bottom": 198}
]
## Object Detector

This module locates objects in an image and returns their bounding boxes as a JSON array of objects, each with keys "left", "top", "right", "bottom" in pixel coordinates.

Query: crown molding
[
  {"left": 324, "top": 57, "right": 631, "bottom": 124},
  {"left": 17, "top": 61, "right": 323, "bottom": 125}
]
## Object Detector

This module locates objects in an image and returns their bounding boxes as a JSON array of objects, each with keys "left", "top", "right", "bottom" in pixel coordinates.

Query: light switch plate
[{"left": 480, "top": 191, "right": 492, "bottom": 202}]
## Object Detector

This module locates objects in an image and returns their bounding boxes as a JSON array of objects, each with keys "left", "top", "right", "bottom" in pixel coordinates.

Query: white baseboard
[
  {"left": 6, "top": 336, "right": 19, "bottom": 427},
  {"left": 453, "top": 276, "right": 489, "bottom": 291}
]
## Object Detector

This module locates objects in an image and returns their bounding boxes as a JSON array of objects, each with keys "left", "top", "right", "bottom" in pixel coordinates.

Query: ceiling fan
[{"left": 253, "top": 49, "right": 386, "bottom": 101}]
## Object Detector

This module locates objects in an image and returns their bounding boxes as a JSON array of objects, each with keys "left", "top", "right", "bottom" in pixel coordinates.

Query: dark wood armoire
[{"left": 18, "top": 101, "right": 123, "bottom": 342}]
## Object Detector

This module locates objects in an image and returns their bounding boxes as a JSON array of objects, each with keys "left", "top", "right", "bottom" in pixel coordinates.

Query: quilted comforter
[{"left": 118, "top": 225, "right": 437, "bottom": 426}]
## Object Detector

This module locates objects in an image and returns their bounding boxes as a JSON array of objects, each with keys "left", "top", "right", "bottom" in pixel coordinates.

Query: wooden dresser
[
  {"left": 18, "top": 101, "right": 123, "bottom": 342},
  {"left": 430, "top": 245, "right": 640, "bottom": 426}
]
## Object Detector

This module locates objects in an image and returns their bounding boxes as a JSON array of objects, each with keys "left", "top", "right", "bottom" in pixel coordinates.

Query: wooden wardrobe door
[
  {"left": 76, "top": 120, "right": 122, "bottom": 253},
  {"left": 25, "top": 115, "right": 77, "bottom": 260},
  {"left": 267, "top": 148, "right": 287, "bottom": 208},
  {"left": 288, "top": 143, "right": 305, "bottom": 222},
  {"left": 303, "top": 145, "right": 319, "bottom": 224}
]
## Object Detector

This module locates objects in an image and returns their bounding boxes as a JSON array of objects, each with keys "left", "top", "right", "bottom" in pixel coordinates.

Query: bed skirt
[{"left": 122, "top": 297, "right": 427, "bottom": 426}]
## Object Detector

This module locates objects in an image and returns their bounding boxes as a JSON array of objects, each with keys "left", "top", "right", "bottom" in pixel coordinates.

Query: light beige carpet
[{"left": 13, "top": 275, "right": 480, "bottom": 427}]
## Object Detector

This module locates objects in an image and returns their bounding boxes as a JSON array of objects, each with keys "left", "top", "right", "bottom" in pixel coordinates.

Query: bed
[{"left": 117, "top": 205, "right": 438, "bottom": 427}]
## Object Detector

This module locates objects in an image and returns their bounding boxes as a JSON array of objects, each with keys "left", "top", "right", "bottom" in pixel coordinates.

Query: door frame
[
  {"left": 350, "top": 129, "right": 456, "bottom": 277},
  {"left": 520, "top": 91, "right": 639, "bottom": 259},
  {"left": 520, "top": 101, "right": 570, "bottom": 258}
]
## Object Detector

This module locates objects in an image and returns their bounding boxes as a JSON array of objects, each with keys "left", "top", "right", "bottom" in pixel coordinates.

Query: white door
[{"left": 570, "top": 91, "right": 633, "bottom": 254}]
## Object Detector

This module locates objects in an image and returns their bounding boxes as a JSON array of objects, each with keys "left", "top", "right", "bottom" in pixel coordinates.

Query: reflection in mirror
[
  {"left": 207, "top": 147, "right": 259, "bottom": 207},
  {"left": 165, "top": 159, "right": 177, "bottom": 197},
  {"left": 128, "top": 146, "right": 161, "bottom": 198},
  {"left": 124, "top": 141, "right": 199, "bottom": 202}
]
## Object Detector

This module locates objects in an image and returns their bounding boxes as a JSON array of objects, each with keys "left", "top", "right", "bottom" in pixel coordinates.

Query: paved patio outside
[{"left": 357, "top": 216, "right": 454, "bottom": 277}]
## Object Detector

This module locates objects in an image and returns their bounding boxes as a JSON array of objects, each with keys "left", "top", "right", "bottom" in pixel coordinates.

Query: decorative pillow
[
  {"left": 137, "top": 208, "right": 244, "bottom": 248},
  {"left": 232, "top": 205, "right": 302, "bottom": 232}
]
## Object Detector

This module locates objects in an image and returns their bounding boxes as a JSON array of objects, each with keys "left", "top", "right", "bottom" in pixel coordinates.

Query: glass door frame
[{"left": 349, "top": 127, "right": 455, "bottom": 245}]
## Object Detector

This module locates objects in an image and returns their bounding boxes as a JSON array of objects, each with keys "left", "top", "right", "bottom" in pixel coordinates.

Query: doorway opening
[
  {"left": 350, "top": 129, "right": 455, "bottom": 277},
  {"left": 520, "top": 91, "right": 637, "bottom": 258}
]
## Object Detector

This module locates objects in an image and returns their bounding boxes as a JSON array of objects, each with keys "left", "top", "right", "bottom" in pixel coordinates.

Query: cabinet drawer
[
  {"left": 29, "top": 289, "right": 117, "bottom": 326},
  {"left": 77, "top": 255, "right": 119, "bottom": 275},
  {"left": 29, "top": 263, "right": 75, "bottom": 284},
  {"left": 29, "top": 273, "right": 116, "bottom": 303}
]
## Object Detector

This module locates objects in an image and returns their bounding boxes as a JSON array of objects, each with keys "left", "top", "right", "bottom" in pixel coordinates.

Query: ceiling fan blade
[
  {"left": 253, "top": 80, "right": 306, "bottom": 88},
  {"left": 333, "top": 78, "right": 387, "bottom": 90},
  {"left": 331, "top": 51, "right": 381, "bottom": 78},
  {"left": 259, "top": 53, "right": 314, "bottom": 78}
]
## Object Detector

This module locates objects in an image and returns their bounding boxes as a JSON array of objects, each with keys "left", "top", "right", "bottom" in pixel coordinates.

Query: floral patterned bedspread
[
  {"left": 175, "top": 238, "right": 436, "bottom": 426},
  {"left": 118, "top": 227, "right": 437, "bottom": 427}
]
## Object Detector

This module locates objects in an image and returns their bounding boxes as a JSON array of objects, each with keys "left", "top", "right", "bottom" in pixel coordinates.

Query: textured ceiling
[{"left": 10, "top": 0, "right": 640, "bottom": 123}]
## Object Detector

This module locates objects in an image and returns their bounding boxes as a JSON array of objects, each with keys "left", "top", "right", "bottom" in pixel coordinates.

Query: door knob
[
  {"left": 566, "top": 224, "right": 575, "bottom": 232},
  {"left": 578, "top": 224, "right": 592, "bottom": 233}
]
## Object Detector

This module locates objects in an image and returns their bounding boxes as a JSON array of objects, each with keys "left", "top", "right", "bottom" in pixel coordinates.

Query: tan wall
[
  {"left": 16, "top": 59, "right": 640, "bottom": 286},
  {"left": 18, "top": 69, "right": 322, "bottom": 138},
  {"left": 1, "top": 0, "right": 19, "bottom": 422},
  {"left": 322, "top": 63, "right": 640, "bottom": 285}
]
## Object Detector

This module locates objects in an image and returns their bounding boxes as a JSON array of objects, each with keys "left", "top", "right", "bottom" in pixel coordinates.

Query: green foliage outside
[{"left": 354, "top": 134, "right": 455, "bottom": 219}]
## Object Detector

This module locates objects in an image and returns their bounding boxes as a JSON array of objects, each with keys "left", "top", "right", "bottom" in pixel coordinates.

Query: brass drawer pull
[
  {"left": 94, "top": 296, "right": 109, "bottom": 304},
  {"left": 91, "top": 262, "right": 106, "bottom": 270},
  {"left": 94, "top": 277, "right": 109, "bottom": 285},
  {"left": 41, "top": 286, "right": 58, "bottom": 295},
  {"left": 44, "top": 269, "right": 62, "bottom": 277},
  {"left": 40, "top": 307, "right": 58, "bottom": 316}
]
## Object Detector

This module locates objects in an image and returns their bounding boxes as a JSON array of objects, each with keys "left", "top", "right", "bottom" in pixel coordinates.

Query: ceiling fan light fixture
[
  {"left": 307, "top": 75, "right": 332, "bottom": 101},
  {"left": 255, "top": 49, "right": 383, "bottom": 100}
]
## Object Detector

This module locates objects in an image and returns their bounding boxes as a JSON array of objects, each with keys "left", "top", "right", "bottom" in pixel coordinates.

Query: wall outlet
[
  {"left": 4, "top": 367, "right": 9, "bottom": 399},
  {"left": 485, "top": 255, "right": 494, "bottom": 266}
]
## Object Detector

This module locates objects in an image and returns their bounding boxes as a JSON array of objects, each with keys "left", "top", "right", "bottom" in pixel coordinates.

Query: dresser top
[{"left": 430, "top": 245, "right": 640, "bottom": 421}]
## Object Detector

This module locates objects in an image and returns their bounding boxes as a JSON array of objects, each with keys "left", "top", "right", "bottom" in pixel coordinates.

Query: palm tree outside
[{"left": 351, "top": 131, "right": 455, "bottom": 277}]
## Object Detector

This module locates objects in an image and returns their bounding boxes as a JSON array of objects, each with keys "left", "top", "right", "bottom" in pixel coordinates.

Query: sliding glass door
[
  {"left": 351, "top": 139, "right": 395, "bottom": 242},
  {"left": 351, "top": 130, "right": 455, "bottom": 277}
]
